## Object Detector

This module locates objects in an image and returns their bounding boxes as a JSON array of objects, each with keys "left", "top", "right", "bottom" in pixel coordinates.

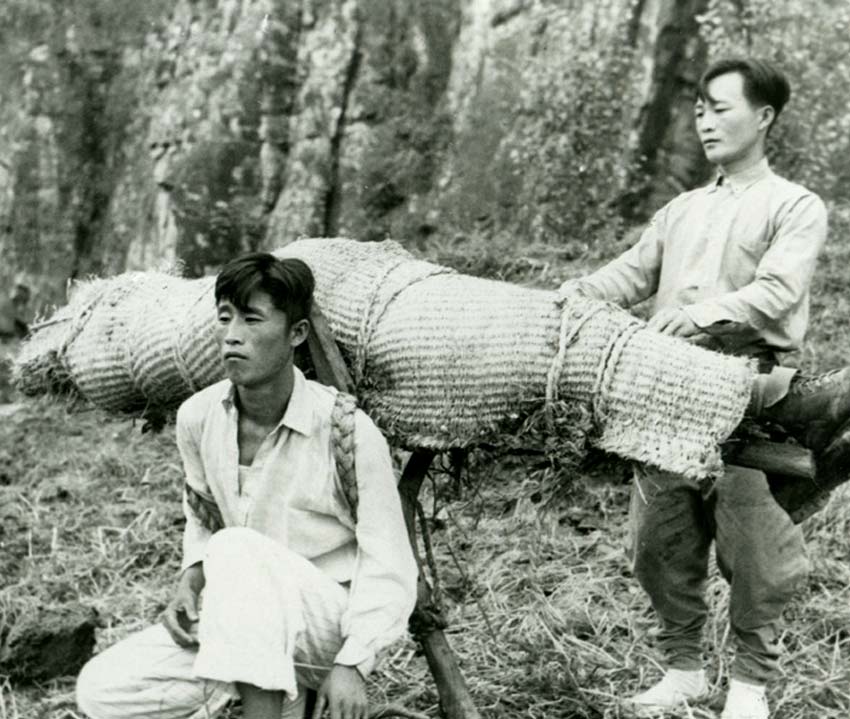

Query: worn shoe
[
  {"left": 720, "top": 679, "right": 769, "bottom": 719},
  {"left": 628, "top": 668, "right": 709, "bottom": 711},
  {"left": 761, "top": 367, "right": 850, "bottom": 452}
]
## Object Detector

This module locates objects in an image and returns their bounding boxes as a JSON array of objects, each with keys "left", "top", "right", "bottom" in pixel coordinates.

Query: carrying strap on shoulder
[
  {"left": 184, "top": 390, "right": 360, "bottom": 533},
  {"left": 331, "top": 390, "right": 359, "bottom": 523}
]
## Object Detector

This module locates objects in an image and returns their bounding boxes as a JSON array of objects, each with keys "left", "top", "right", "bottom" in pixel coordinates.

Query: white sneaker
[
  {"left": 628, "top": 668, "right": 709, "bottom": 711},
  {"left": 721, "top": 679, "right": 769, "bottom": 719}
]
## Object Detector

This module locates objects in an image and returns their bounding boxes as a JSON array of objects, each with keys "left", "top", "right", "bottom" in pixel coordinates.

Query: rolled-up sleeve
[
  {"left": 683, "top": 194, "right": 828, "bottom": 334},
  {"left": 333, "top": 413, "right": 417, "bottom": 676},
  {"left": 176, "top": 402, "right": 214, "bottom": 572}
]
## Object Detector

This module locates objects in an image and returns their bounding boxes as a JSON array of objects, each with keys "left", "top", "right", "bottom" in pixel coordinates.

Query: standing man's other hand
[{"left": 647, "top": 307, "right": 701, "bottom": 338}]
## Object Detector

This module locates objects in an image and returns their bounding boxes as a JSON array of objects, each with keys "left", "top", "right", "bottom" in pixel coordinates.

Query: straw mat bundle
[
  {"left": 15, "top": 272, "right": 220, "bottom": 411},
  {"left": 15, "top": 238, "right": 753, "bottom": 478}
]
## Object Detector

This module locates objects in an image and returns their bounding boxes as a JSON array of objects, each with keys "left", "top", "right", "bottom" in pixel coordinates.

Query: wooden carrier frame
[{"left": 306, "top": 306, "right": 480, "bottom": 719}]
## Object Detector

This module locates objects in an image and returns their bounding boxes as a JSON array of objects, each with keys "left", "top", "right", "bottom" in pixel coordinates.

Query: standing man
[
  {"left": 76, "top": 253, "right": 417, "bottom": 719},
  {"left": 560, "top": 58, "right": 830, "bottom": 719}
]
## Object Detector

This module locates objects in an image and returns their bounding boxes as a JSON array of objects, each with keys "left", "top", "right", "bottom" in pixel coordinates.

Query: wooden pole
[
  {"left": 399, "top": 450, "right": 481, "bottom": 719},
  {"left": 307, "top": 305, "right": 355, "bottom": 393},
  {"left": 722, "top": 438, "right": 829, "bottom": 523},
  {"left": 721, "top": 438, "right": 815, "bottom": 479}
]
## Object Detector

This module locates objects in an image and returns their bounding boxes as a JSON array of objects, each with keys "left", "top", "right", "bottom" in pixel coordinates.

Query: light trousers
[{"left": 77, "top": 527, "right": 349, "bottom": 719}]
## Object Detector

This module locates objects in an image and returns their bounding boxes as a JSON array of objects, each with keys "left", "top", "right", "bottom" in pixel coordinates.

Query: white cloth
[
  {"left": 177, "top": 367, "right": 417, "bottom": 673},
  {"left": 77, "top": 623, "right": 238, "bottom": 719},
  {"left": 77, "top": 528, "right": 354, "bottom": 719}
]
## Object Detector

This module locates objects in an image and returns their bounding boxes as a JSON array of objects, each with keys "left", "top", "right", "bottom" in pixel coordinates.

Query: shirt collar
[
  {"left": 708, "top": 157, "right": 771, "bottom": 195},
  {"left": 220, "top": 366, "right": 314, "bottom": 436}
]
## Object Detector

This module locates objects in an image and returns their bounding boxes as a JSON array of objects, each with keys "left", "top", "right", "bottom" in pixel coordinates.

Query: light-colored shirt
[
  {"left": 176, "top": 367, "right": 417, "bottom": 675},
  {"left": 569, "top": 159, "right": 828, "bottom": 356}
]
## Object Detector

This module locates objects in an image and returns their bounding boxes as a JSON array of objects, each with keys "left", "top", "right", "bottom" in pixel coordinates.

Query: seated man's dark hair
[
  {"left": 215, "top": 252, "right": 315, "bottom": 324},
  {"left": 698, "top": 57, "right": 791, "bottom": 130}
]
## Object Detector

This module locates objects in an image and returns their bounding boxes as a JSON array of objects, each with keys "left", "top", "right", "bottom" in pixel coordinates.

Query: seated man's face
[{"left": 216, "top": 290, "right": 298, "bottom": 388}]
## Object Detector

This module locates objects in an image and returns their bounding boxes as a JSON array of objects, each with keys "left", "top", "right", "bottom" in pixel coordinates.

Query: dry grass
[
  {"left": 1, "top": 205, "right": 848, "bottom": 718},
  {"left": 0, "top": 397, "right": 848, "bottom": 719}
]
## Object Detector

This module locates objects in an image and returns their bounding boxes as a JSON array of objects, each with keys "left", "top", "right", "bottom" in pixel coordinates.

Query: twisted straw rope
[
  {"left": 172, "top": 285, "right": 214, "bottom": 395},
  {"left": 354, "top": 258, "right": 409, "bottom": 385},
  {"left": 56, "top": 283, "right": 113, "bottom": 381},
  {"left": 353, "top": 259, "right": 453, "bottom": 387},
  {"left": 592, "top": 317, "right": 643, "bottom": 426},
  {"left": 331, "top": 391, "right": 359, "bottom": 521},
  {"left": 545, "top": 299, "right": 607, "bottom": 407}
]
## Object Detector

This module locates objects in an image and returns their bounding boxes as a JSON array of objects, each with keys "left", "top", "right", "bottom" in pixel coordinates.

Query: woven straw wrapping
[
  {"left": 15, "top": 237, "right": 754, "bottom": 478},
  {"left": 15, "top": 272, "right": 219, "bottom": 412},
  {"left": 276, "top": 239, "right": 753, "bottom": 478}
]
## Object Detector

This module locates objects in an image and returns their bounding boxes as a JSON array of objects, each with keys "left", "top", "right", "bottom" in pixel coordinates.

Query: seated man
[
  {"left": 76, "top": 253, "right": 417, "bottom": 719},
  {"left": 559, "top": 57, "right": 846, "bottom": 718}
]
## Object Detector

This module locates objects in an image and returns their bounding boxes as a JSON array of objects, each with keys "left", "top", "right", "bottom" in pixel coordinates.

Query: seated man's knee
[
  {"left": 76, "top": 652, "right": 120, "bottom": 719},
  {"left": 205, "top": 527, "right": 303, "bottom": 577},
  {"left": 204, "top": 527, "right": 266, "bottom": 570},
  {"left": 206, "top": 526, "right": 266, "bottom": 554}
]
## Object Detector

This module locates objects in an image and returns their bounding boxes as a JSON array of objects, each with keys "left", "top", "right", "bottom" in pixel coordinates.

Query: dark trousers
[{"left": 629, "top": 463, "right": 809, "bottom": 683}]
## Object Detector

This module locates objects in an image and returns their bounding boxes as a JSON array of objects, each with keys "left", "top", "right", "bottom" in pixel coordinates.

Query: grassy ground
[
  {"left": 1, "top": 399, "right": 849, "bottom": 719},
  {"left": 1, "top": 205, "right": 849, "bottom": 718}
]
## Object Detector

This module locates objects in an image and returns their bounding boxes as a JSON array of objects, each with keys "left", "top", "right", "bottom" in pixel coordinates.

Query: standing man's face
[
  {"left": 694, "top": 71, "right": 774, "bottom": 171},
  {"left": 216, "top": 290, "right": 308, "bottom": 388}
]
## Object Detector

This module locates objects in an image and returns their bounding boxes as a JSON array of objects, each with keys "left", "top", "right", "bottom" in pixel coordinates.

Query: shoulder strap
[{"left": 331, "top": 390, "right": 359, "bottom": 523}]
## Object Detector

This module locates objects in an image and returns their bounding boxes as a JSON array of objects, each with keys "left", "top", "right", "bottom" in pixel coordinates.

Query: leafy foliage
[
  {"left": 698, "top": 0, "right": 850, "bottom": 203},
  {"left": 505, "top": 3, "right": 643, "bottom": 250}
]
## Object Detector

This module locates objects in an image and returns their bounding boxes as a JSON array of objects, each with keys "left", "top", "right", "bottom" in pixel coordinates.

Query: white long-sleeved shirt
[
  {"left": 568, "top": 159, "right": 828, "bottom": 356},
  {"left": 176, "top": 367, "right": 417, "bottom": 675}
]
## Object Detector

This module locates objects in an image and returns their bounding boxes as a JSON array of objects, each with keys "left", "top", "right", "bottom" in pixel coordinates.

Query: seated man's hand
[
  {"left": 647, "top": 307, "right": 701, "bottom": 339},
  {"left": 162, "top": 563, "right": 205, "bottom": 648},
  {"left": 312, "top": 664, "right": 368, "bottom": 719}
]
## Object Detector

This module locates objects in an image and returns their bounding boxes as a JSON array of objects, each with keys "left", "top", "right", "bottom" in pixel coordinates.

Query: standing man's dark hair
[
  {"left": 698, "top": 58, "right": 791, "bottom": 132},
  {"left": 214, "top": 253, "right": 315, "bottom": 325}
]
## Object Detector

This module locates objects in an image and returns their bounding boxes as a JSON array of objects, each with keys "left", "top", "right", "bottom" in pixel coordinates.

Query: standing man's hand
[
  {"left": 647, "top": 307, "right": 701, "bottom": 339},
  {"left": 162, "top": 563, "right": 205, "bottom": 647},
  {"left": 312, "top": 664, "right": 368, "bottom": 719}
]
